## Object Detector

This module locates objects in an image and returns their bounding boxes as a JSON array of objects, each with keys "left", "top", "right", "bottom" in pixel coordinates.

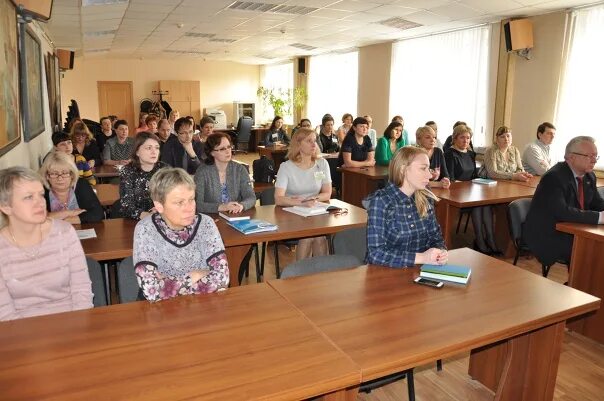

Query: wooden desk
[
  {"left": 257, "top": 145, "right": 288, "bottom": 171},
  {"left": 431, "top": 181, "right": 535, "bottom": 254},
  {"left": 0, "top": 284, "right": 360, "bottom": 401},
  {"left": 94, "top": 164, "right": 121, "bottom": 178},
  {"left": 77, "top": 218, "right": 136, "bottom": 262},
  {"left": 556, "top": 222, "right": 604, "bottom": 343},
  {"left": 94, "top": 183, "right": 119, "bottom": 206},
  {"left": 217, "top": 199, "right": 367, "bottom": 286},
  {"left": 339, "top": 165, "right": 388, "bottom": 208},
  {"left": 268, "top": 248, "right": 600, "bottom": 401},
  {"left": 505, "top": 175, "right": 603, "bottom": 188}
]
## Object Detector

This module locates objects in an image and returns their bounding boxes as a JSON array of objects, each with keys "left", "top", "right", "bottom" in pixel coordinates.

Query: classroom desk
[
  {"left": 257, "top": 144, "right": 288, "bottom": 171},
  {"left": 339, "top": 165, "right": 388, "bottom": 208},
  {"left": 430, "top": 180, "right": 535, "bottom": 254},
  {"left": 94, "top": 183, "right": 119, "bottom": 206},
  {"left": 94, "top": 164, "right": 121, "bottom": 178},
  {"left": 495, "top": 175, "right": 603, "bottom": 188},
  {"left": 77, "top": 218, "right": 136, "bottom": 262},
  {"left": 216, "top": 199, "right": 367, "bottom": 286},
  {"left": 268, "top": 248, "right": 600, "bottom": 401},
  {"left": 0, "top": 283, "right": 360, "bottom": 401},
  {"left": 556, "top": 222, "right": 604, "bottom": 343}
]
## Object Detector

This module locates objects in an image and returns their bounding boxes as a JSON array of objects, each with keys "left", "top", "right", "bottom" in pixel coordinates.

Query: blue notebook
[
  {"left": 227, "top": 219, "right": 278, "bottom": 235},
  {"left": 472, "top": 178, "right": 497, "bottom": 185},
  {"left": 420, "top": 264, "right": 472, "bottom": 284}
]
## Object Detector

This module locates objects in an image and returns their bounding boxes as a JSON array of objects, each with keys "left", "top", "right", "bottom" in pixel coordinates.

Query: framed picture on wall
[
  {"left": 0, "top": 0, "right": 21, "bottom": 157},
  {"left": 22, "top": 26, "right": 45, "bottom": 141},
  {"left": 45, "top": 51, "right": 61, "bottom": 130}
]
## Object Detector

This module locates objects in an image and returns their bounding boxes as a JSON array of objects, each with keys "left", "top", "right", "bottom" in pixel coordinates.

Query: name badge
[
  {"left": 272, "top": 133, "right": 278, "bottom": 139},
  {"left": 332, "top": 136, "right": 338, "bottom": 143},
  {"left": 314, "top": 171, "right": 325, "bottom": 181}
]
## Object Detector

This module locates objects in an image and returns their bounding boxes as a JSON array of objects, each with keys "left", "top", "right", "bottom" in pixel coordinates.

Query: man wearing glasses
[
  {"left": 160, "top": 117, "right": 204, "bottom": 174},
  {"left": 524, "top": 136, "right": 604, "bottom": 267}
]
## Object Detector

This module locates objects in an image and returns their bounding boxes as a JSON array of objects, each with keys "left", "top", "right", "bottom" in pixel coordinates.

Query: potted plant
[{"left": 257, "top": 86, "right": 307, "bottom": 120}]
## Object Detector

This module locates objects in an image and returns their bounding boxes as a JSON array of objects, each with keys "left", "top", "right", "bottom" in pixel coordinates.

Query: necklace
[{"left": 8, "top": 224, "right": 42, "bottom": 259}]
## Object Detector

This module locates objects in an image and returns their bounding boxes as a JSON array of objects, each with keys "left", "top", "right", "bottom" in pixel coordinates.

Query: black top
[
  {"left": 319, "top": 132, "right": 340, "bottom": 153},
  {"left": 74, "top": 142, "right": 102, "bottom": 167},
  {"left": 429, "top": 147, "right": 449, "bottom": 181},
  {"left": 264, "top": 129, "right": 290, "bottom": 145},
  {"left": 44, "top": 178, "right": 104, "bottom": 224},
  {"left": 444, "top": 148, "right": 476, "bottom": 181},
  {"left": 338, "top": 133, "right": 373, "bottom": 166},
  {"left": 443, "top": 135, "right": 474, "bottom": 153},
  {"left": 119, "top": 162, "right": 166, "bottom": 220},
  {"left": 95, "top": 130, "right": 116, "bottom": 154},
  {"left": 160, "top": 136, "right": 204, "bottom": 175}
]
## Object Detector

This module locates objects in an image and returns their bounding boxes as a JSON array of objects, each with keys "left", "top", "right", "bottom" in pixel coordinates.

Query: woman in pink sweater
[{"left": 0, "top": 167, "right": 93, "bottom": 321}]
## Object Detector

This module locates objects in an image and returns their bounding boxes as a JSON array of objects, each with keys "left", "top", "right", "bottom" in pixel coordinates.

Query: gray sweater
[{"left": 194, "top": 161, "right": 256, "bottom": 213}]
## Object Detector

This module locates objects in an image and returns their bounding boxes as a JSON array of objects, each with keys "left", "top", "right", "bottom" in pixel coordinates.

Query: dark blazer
[
  {"left": 524, "top": 162, "right": 604, "bottom": 265},
  {"left": 160, "top": 136, "right": 204, "bottom": 174},
  {"left": 45, "top": 178, "right": 104, "bottom": 224}
]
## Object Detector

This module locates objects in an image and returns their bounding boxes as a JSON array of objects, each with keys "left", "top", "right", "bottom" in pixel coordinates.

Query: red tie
[{"left": 576, "top": 176, "right": 584, "bottom": 209}]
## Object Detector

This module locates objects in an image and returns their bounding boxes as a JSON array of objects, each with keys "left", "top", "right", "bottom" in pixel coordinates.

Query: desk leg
[
  {"left": 566, "top": 236, "right": 604, "bottom": 342},
  {"left": 102, "top": 262, "right": 112, "bottom": 305},
  {"left": 320, "top": 386, "right": 358, "bottom": 401},
  {"left": 435, "top": 201, "right": 459, "bottom": 250},
  {"left": 468, "top": 321, "right": 565, "bottom": 401},
  {"left": 225, "top": 245, "right": 252, "bottom": 287}
]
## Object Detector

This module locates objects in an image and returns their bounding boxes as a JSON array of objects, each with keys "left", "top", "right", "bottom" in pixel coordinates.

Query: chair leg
[
  {"left": 436, "top": 359, "right": 443, "bottom": 371},
  {"left": 463, "top": 213, "right": 471, "bottom": 233},
  {"left": 513, "top": 248, "right": 520, "bottom": 265},
  {"left": 407, "top": 369, "right": 415, "bottom": 401},
  {"left": 455, "top": 214, "right": 463, "bottom": 234},
  {"left": 260, "top": 242, "right": 267, "bottom": 277},
  {"left": 238, "top": 246, "right": 254, "bottom": 285},
  {"left": 274, "top": 242, "right": 281, "bottom": 279},
  {"left": 542, "top": 264, "right": 551, "bottom": 277},
  {"left": 253, "top": 244, "right": 261, "bottom": 283}
]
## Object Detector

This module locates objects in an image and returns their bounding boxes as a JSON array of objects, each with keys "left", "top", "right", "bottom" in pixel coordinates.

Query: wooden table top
[
  {"left": 215, "top": 199, "right": 367, "bottom": 247},
  {"left": 267, "top": 248, "right": 600, "bottom": 382},
  {"left": 556, "top": 222, "right": 604, "bottom": 241},
  {"left": 430, "top": 180, "right": 535, "bottom": 207},
  {"left": 0, "top": 283, "right": 360, "bottom": 401},
  {"left": 94, "top": 164, "right": 121, "bottom": 178},
  {"left": 77, "top": 218, "right": 137, "bottom": 261},
  {"left": 94, "top": 183, "right": 119, "bottom": 206},
  {"left": 338, "top": 165, "right": 389, "bottom": 179}
]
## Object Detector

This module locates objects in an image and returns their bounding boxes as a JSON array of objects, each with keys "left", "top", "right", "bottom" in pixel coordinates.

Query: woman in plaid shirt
[{"left": 365, "top": 146, "right": 448, "bottom": 267}]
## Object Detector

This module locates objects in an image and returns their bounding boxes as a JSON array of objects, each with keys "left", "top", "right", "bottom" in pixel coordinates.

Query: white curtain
[
  {"left": 259, "top": 62, "right": 294, "bottom": 124},
  {"left": 554, "top": 5, "right": 604, "bottom": 169},
  {"left": 307, "top": 51, "right": 358, "bottom": 128},
  {"left": 390, "top": 26, "right": 490, "bottom": 146}
]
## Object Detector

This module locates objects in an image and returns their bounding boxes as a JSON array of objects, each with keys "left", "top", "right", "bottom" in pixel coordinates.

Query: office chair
[
  {"left": 232, "top": 116, "right": 253, "bottom": 154},
  {"left": 86, "top": 257, "right": 108, "bottom": 307},
  {"left": 507, "top": 198, "right": 532, "bottom": 265}
]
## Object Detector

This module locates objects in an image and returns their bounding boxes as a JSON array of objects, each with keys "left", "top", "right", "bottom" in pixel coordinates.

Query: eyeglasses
[
  {"left": 48, "top": 171, "right": 71, "bottom": 179},
  {"left": 571, "top": 152, "right": 600, "bottom": 161},
  {"left": 213, "top": 145, "right": 234, "bottom": 152},
  {"left": 177, "top": 131, "right": 193, "bottom": 136}
]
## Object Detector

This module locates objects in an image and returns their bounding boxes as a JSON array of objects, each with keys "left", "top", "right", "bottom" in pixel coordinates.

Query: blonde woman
[
  {"left": 366, "top": 146, "right": 447, "bottom": 267},
  {"left": 416, "top": 126, "right": 450, "bottom": 189},
  {"left": 275, "top": 128, "right": 332, "bottom": 260},
  {"left": 484, "top": 126, "right": 532, "bottom": 182},
  {"left": 70, "top": 121, "right": 101, "bottom": 168},
  {"left": 0, "top": 167, "right": 93, "bottom": 320},
  {"left": 40, "top": 152, "right": 103, "bottom": 224}
]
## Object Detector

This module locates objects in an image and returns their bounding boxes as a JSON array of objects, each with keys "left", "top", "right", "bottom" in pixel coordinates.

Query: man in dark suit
[
  {"left": 524, "top": 136, "right": 604, "bottom": 266},
  {"left": 160, "top": 117, "right": 204, "bottom": 174}
]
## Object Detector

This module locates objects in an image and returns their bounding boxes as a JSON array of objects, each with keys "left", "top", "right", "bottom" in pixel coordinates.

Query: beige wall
[
  {"left": 507, "top": 11, "right": 568, "bottom": 152},
  {"left": 60, "top": 58, "right": 260, "bottom": 128},
  {"left": 0, "top": 22, "right": 54, "bottom": 170},
  {"left": 358, "top": 42, "right": 392, "bottom": 135}
]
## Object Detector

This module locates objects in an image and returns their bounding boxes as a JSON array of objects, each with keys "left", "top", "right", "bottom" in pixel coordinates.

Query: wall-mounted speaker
[
  {"left": 297, "top": 57, "right": 306, "bottom": 74},
  {"left": 504, "top": 19, "right": 534, "bottom": 52},
  {"left": 57, "top": 49, "right": 74, "bottom": 70}
]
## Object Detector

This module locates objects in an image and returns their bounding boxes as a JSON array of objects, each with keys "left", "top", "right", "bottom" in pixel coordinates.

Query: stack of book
[
  {"left": 219, "top": 212, "right": 250, "bottom": 222},
  {"left": 420, "top": 264, "right": 472, "bottom": 284}
]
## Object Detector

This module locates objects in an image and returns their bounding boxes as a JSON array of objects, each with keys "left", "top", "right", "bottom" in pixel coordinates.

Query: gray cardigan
[{"left": 194, "top": 161, "right": 256, "bottom": 213}]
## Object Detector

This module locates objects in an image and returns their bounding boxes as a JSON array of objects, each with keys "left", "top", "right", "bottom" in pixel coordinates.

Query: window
[
  {"left": 259, "top": 62, "right": 294, "bottom": 124},
  {"left": 307, "top": 51, "right": 358, "bottom": 129},
  {"left": 555, "top": 4, "right": 604, "bottom": 169},
  {"left": 389, "top": 26, "right": 491, "bottom": 146}
]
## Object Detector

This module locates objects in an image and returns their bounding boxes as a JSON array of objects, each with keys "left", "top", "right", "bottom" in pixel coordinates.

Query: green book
[{"left": 420, "top": 264, "right": 472, "bottom": 284}]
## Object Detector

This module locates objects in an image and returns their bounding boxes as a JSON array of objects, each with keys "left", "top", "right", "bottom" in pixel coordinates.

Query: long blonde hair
[
  {"left": 388, "top": 146, "right": 438, "bottom": 218},
  {"left": 287, "top": 127, "right": 319, "bottom": 163}
]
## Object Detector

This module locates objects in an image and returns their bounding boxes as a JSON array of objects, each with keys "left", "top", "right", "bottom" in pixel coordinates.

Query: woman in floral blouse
[
  {"left": 133, "top": 167, "right": 229, "bottom": 302},
  {"left": 484, "top": 125, "right": 532, "bottom": 182}
]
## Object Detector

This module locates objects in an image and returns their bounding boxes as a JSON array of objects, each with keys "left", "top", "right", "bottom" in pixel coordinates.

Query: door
[{"left": 98, "top": 81, "right": 135, "bottom": 135}]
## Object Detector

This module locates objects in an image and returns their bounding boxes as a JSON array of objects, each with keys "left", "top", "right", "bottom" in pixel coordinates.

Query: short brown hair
[
  {"left": 203, "top": 132, "right": 232, "bottom": 164},
  {"left": 0, "top": 167, "right": 44, "bottom": 228},
  {"left": 130, "top": 132, "right": 160, "bottom": 169}
]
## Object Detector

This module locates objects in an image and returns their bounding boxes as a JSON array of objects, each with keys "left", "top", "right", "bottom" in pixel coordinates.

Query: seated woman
[
  {"left": 484, "top": 126, "right": 532, "bottom": 182},
  {"left": 291, "top": 118, "right": 312, "bottom": 137},
  {"left": 103, "top": 119, "right": 134, "bottom": 166},
  {"left": 70, "top": 121, "right": 102, "bottom": 169},
  {"left": 275, "top": 128, "right": 332, "bottom": 260},
  {"left": 365, "top": 146, "right": 448, "bottom": 267},
  {"left": 0, "top": 167, "right": 93, "bottom": 321},
  {"left": 40, "top": 152, "right": 104, "bottom": 224},
  {"left": 52, "top": 132, "right": 96, "bottom": 186},
  {"left": 118, "top": 132, "right": 165, "bottom": 220},
  {"left": 134, "top": 168, "right": 229, "bottom": 302},
  {"left": 416, "top": 125, "right": 450, "bottom": 189},
  {"left": 336, "top": 113, "right": 353, "bottom": 144},
  {"left": 318, "top": 114, "right": 340, "bottom": 154},
  {"left": 264, "top": 116, "right": 290, "bottom": 146},
  {"left": 444, "top": 125, "right": 500, "bottom": 255},
  {"left": 375, "top": 121, "right": 404, "bottom": 166},
  {"left": 194, "top": 132, "right": 256, "bottom": 214},
  {"left": 338, "top": 117, "right": 376, "bottom": 168}
]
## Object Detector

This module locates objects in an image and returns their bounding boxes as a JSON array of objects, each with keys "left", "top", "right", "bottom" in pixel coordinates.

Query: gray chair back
[
  {"left": 281, "top": 254, "right": 361, "bottom": 279},
  {"left": 236, "top": 116, "right": 253, "bottom": 145},
  {"left": 333, "top": 227, "right": 367, "bottom": 263},
  {"left": 86, "top": 257, "right": 107, "bottom": 307},
  {"left": 259, "top": 187, "right": 276, "bottom": 206},
  {"left": 117, "top": 256, "right": 141, "bottom": 303},
  {"left": 507, "top": 198, "right": 532, "bottom": 242}
]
